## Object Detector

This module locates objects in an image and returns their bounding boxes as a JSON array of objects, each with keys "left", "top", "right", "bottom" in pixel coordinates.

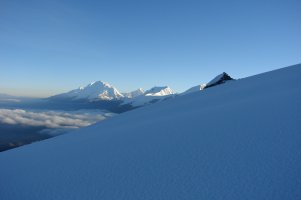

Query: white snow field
[{"left": 1, "top": 64, "right": 301, "bottom": 200}]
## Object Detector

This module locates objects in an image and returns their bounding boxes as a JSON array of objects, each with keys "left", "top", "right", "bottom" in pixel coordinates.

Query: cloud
[{"left": 0, "top": 109, "right": 116, "bottom": 136}]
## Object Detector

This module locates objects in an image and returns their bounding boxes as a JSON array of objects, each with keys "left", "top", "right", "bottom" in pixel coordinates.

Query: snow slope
[
  {"left": 51, "top": 81, "right": 124, "bottom": 101},
  {"left": 1, "top": 64, "right": 301, "bottom": 200},
  {"left": 181, "top": 84, "right": 206, "bottom": 95}
]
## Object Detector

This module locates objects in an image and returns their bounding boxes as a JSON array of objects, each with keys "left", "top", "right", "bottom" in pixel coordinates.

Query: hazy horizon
[{"left": 0, "top": 63, "right": 300, "bottom": 98}]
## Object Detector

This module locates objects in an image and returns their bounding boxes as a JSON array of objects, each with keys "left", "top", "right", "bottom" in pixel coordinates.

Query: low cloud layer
[{"left": 0, "top": 109, "right": 116, "bottom": 135}]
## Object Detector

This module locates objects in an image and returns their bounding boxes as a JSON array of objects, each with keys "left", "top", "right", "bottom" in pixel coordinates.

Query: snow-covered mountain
[
  {"left": 122, "top": 86, "right": 175, "bottom": 106},
  {"left": 1, "top": 64, "right": 300, "bottom": 200},
  {"left": 49, "top": 82, "right": 175, "bottom": 110},
  {"left": 122, "top": 88, "right": 145, "bottom": 98},
  {"left": 49, "top": 72, "right": 233, "bottom": 106},
  {"left": 49, "top": 81, "right": 176, "bottom": 110},
  {"left": 144, "top": 86, "right": 174, "bottom": 96},
  {"left": 50, "top": 82, "right": 174, "bottom": 107},
  {"left": 50, "top": 81, "right": 124, "bottom": 101}
]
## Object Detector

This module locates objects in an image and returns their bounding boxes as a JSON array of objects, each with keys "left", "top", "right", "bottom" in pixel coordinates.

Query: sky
[{"left": 0, "top": 0, "right": 300, "bottom": 97}]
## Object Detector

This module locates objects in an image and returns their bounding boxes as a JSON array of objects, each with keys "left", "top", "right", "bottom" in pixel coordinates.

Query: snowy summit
[{"left": 51, "top": 81, "right": 124, "bottom": 101}]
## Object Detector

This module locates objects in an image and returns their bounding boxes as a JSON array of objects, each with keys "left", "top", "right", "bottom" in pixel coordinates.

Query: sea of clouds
[{"left": 0, "top": 109, "right": 116, "bottom": 135}]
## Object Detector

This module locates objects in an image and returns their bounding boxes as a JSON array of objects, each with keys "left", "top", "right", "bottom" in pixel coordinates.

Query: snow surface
[
  {"left": 1, "top": 64, "right": 301, "bottom": 200},
  {"left": 181, "top": 84, "right": 206, "bottom": 95},
  {"left": 52, "top": 81, "right": 124, "bottom": 100}
]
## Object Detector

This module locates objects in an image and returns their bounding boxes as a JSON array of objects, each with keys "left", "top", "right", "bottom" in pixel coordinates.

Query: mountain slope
[
  {"left": 181, "top": 84, "right": 206, "bottom": 95},
  {"left": 1, "top": 64, "right": 301, "bottom": 200}
]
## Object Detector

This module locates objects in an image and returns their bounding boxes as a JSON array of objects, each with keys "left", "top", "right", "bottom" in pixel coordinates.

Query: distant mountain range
[{"left": 48, "top": 72, "right": 234, "bottom": 109}]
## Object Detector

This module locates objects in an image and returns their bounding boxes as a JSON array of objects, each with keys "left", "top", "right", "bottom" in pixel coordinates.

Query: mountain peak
[
  {"left": 90, "top": 81, "right": 111, "bottom": 87},
  {"left": 51, "top": 81, "right": 124, "bottom": 101},
  {"left": 205, "top": 72, "right": 234, "bottom": 88}
]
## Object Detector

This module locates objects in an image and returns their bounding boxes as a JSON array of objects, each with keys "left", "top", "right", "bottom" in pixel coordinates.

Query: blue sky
[{"left": 0, "top": 0, "right": 300, "bottom": 97}]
